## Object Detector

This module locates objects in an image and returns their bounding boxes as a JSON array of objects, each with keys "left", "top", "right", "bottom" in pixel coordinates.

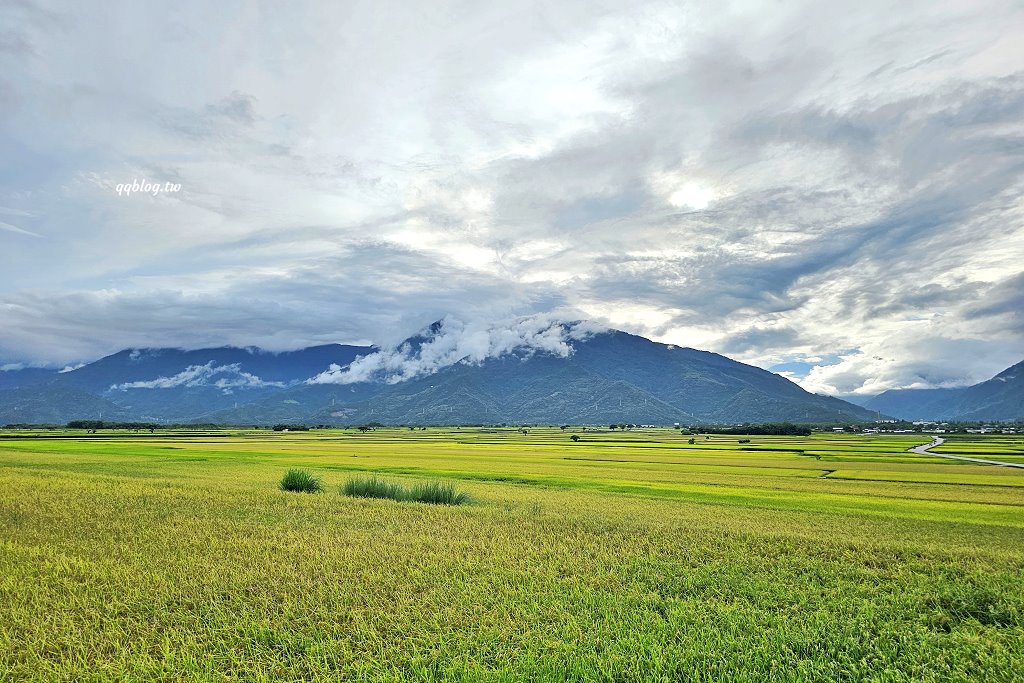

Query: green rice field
[{"left": 0, "top": 427, "right": 1022, "bottom": 681}]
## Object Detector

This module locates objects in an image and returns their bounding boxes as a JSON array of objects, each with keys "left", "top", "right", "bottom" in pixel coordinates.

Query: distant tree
[
  {"left": 570, "top": 434, "right": 580, "bottom": 442},
  {"left": 688, "top": 438, "right": 696, "bottom": 445},
  {"left": 560, "top": 425, "right": 568, "bottom": 431},
  {"left": 609, "top": 424, "right": 618, "bottom": 430}
]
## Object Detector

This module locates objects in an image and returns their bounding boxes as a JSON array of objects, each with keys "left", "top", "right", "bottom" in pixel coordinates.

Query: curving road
[{"left": 909, "top": 436, "right": 1024, "bottom": 469}]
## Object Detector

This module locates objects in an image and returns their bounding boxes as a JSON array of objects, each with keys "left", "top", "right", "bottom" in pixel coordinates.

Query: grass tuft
[
  {"left": 407, "top": 481, "right": 472, "bottom": 505},
  {"left": 342, "top": 476, "right": 406, "bottom": 500},
  {"left": 279, "top": 468, "right": 323, "bottom": 493},
  {"left": 342, "top": 476, "right": 471, "bottom": 505}
]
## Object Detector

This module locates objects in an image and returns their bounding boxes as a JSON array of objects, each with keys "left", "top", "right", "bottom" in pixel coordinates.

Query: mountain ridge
[{"left": 3, "top": 320, "right": 1018, "bottom": 425}]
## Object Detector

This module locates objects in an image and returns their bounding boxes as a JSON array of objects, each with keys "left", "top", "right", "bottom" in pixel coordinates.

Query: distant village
[{"left": 834, "top": 421, "right": 1019, "bottom": 435}]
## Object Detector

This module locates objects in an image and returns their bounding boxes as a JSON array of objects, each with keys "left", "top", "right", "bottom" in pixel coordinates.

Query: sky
[{"left": 1, "top": 0, "right": 1022, "bottom": 397}]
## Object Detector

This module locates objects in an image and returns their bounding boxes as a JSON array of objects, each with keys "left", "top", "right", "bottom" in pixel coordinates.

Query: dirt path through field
[{"left": 910, "top": 437, "right": 1024, "bottom": 469}]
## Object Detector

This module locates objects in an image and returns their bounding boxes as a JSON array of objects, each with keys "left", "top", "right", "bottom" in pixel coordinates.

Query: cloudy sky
[{"left": 1, "top": 0, "right": 1022, "bottom": 396}]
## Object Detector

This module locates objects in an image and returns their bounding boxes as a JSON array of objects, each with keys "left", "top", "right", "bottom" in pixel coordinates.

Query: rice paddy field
[{"left": 0, "top": 427, "right": 1022, "bottom": 682}]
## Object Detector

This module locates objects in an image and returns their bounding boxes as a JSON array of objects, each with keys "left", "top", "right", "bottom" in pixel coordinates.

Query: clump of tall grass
[
  {"left": 407, "top": 481, "right": 472, "bottom": 505},
  {"left": 279, "top": 468, "right": 323, "bottom": 493},
  {"left": 341, "top": 476, "right": 471, "bottom": 505},
  {"left": 342, "top": 476, "right": 406, "bottom": 500}
]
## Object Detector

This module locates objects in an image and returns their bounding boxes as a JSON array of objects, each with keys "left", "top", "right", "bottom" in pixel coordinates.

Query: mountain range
[
  {"left": 0, "top": 320, "right": 1019, "bottom": 425},
  {"left": 858, "top": 360, "right": 1024, "bottom": 421}
]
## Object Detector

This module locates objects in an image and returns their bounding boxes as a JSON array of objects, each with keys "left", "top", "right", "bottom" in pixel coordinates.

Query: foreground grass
[
  {"left": 343, "top": 476, "right": 472, "bottom": 505},
  {"left": 342, "top": 474, "right": 406, "bottom": 500},
  {"left": 280, "top": 468, "right": 324, "bottom": 493},
  {"left": 0, "top": 428, "right": 1021, "bottom": 681}
]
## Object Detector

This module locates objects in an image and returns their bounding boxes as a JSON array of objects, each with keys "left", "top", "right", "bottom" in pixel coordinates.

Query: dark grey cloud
[
  {"left": 964, "top": 272, "right": 1024, "bottom": 334},
  {"left": 720, "top": 327, "right": 804, "bottom": 356}
]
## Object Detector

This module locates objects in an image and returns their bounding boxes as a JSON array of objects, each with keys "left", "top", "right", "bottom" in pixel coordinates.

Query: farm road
[{"left": 910, "top": 437, "right": 1024, "bottom": 469}]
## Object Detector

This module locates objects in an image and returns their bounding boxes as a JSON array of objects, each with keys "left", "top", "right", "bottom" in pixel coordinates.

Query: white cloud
[
  {"left": 667, "top": 185, "right": 716, "bottom": 210},
  {"left": 308, "top": 314, "right": 605, "bottom": 385},
  {"left": 110, "top": 362, "right": 284, "bottom": 391},
  {"left": 0, "top": 221, "right": 41, "bottom": 238}
]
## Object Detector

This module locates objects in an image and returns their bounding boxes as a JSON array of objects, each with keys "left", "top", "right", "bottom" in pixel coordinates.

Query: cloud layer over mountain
[
  {"left": 1, "top": 0, "right": 1022, "bottom": 396},
  {"left": 308, "top": 315, "right": 604, "bottom": 385},
  {"left": 109, "top": 362, "right": 285, "bottom": 392}
]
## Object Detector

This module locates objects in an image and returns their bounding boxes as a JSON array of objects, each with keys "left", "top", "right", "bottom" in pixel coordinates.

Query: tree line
[{"left": 692, "top": 423, "right": 813, "bottom": 436}]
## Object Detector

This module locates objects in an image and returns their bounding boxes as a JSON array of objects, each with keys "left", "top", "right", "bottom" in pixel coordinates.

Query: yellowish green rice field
[{"left": 0, "top": 427, "right": 1022, "bottom": 681}]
